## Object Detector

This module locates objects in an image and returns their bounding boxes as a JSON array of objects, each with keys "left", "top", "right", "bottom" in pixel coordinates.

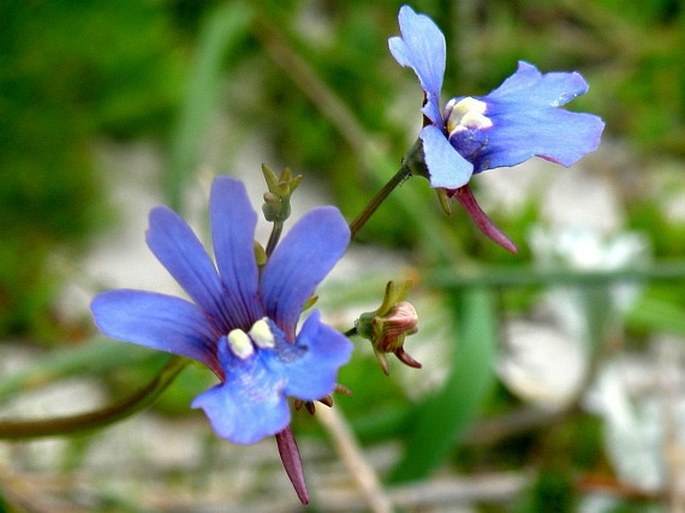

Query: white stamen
[
  {"left": 249, "top": 317, "right": 275, "bottom": 349},
  {"left": 228, "top": 328, "right": 254, "bottom": 359},
  {"left": 448, "top": 96, "right": 487, "bottom": 116},
  {"left": 446, "top": 96, "right": 492, "bottom": 133},
  {"left": 457, "top": 111, "right": 493, "bottom": 130}
]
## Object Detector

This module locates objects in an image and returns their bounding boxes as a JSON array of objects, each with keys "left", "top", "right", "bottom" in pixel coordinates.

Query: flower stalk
[
  {"left": 349, "top": 159, "right": 414, "bottom": 239},
  {"left": 262, "top": 164, "right": 302, "bottom": 256},
  {"left": 0, "top": 356, "right": 189, "bottom": 439}
]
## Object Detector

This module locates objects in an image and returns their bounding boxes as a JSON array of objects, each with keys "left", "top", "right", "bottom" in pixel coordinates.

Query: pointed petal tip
[
  {"left": 453, "top": 185, "right": 519, "bottom": 253},
  {"left": 499, "top": 237, "right": 519, "bottom": 254},
  {"left": 276, "top": 427, "right": 310, "bottom": 504},
  {"left": 476, "top": 218, "right": 519, "bottom": 254}
]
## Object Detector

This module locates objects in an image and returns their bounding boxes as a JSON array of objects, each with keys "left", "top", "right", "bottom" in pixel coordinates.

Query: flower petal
[
  {"left": 389, "top": 5, "right": 445, "bottom": 125},
  {"left": 462, "top": 107, "right": 605, "bottom": 171},
  {"left": 209, "top": 177, "right": 262, "bottom": 329},
  {"left": 278, "top": 311, "right": 352, "bottom": 401},
  {"left": 420, "top": 125, "right": 473, "bottom": 189},
  {"left": 192, "top": 348, "right": 290, "bottom": 445},
  {"left": 449, "top": 61, "right": 605, "bottom": 172},
  {"left": 485, "top": 61, "right": 590, "bottom": 107},
  {"left": 91, "top": 289, "right": 220, "bottom": 372},
  {"left": 260, "top": 207, "right": 350, "bottom": 338},
  {"left": 146, "top": 206, "right": 232, "bottom": 329}
]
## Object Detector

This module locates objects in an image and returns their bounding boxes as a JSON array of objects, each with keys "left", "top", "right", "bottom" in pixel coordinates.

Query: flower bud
[
  {"left": 355, "top": 281, "right": 421, "bottom": 375},
  {"left": 261, "top": 164, "right": 303, "bottom": 223}
]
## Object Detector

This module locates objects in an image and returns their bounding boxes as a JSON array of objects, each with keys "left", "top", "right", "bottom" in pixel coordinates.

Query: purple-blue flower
[
  {"left": 91, "top": 177, "right": 352, "bottom": 446},
  {"left": 389, "top": 5, "right": 605, "bottom": 251}
]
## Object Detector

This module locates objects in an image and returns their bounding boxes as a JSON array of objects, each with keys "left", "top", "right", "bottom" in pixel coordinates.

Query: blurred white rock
[
  {"left": 497, "top": 227, "right": 649, "bottom": 409},
  {"left": 585, "top": 337, "right": 685, "bottom": 493}
]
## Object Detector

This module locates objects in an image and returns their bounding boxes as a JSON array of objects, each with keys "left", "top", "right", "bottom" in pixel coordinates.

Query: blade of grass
[
  {"left": 167, "top": 3, "right": 253, "bottom": 212},
  {"left": 390, "top": 286, "right": 498, "bottom": 482},
  {"left": 426, "top": 260, "right": 685, "bottom": 289},
  {"left": 627, "top": 293, "right": 685, "bottom": 336}
]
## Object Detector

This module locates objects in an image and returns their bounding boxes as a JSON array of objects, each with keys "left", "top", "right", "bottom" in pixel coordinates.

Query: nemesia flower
[
  {"left": 91, "top": 177, "right": 352, "bottom": 446},
  {"left": 389, "top": 5, "right": 605, "bottom": 251}
]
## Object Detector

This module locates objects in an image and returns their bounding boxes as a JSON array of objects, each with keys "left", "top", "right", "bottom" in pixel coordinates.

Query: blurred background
[{"left": 2, "top": 0, "right": 685, "bottom": 511}]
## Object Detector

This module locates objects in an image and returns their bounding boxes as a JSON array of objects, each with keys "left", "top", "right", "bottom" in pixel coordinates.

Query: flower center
[
  {"left": 445, "top": 97, "right": 493, "bottom": 135},
  {"left": 227, "top": 317, "right": 276, "bottom": 360}
]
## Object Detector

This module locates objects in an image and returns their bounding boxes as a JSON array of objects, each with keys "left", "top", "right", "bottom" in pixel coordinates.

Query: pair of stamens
[{"left": 227, "top": 318, "right": 275, "bottom": 359}]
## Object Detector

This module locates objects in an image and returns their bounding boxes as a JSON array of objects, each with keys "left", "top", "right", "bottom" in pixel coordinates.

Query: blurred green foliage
[
  {"left": 2, "top": 0, "right": 685, "bottom": 509},
  {"left": 0, "top": 0, "right": 184, "bottom": 339},
  {"left": 4, "top": 0, "right": 685, "bottom": 339},
  {"left": 517, "top": 468, "right": 578, "bottom": 513}
]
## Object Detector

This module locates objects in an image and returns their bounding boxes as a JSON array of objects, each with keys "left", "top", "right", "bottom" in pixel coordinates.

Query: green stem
[
  {"left": 265, "top": 221, "right": 284, "bottom": 257},
  {"left": 349, "top": 163, "right": 412, "bottom": 239},
  {"left": 344, "top": 326, "right": 358, "bottom": 338},
  {"left": 0, "top": 356, "right": 190, "bottom": 440}
]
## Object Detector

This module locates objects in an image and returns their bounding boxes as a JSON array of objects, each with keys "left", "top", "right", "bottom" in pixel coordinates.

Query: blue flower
[
  {"left": 389, "top": 5, "right": 605, "bottom": 251},
  {"left": 91, "top": 177, "right": 352, "bottom": 445}
]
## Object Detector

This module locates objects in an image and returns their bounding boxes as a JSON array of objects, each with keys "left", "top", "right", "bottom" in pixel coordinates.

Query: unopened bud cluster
[{"left": 261, "top": 164, "right": 303, "bottom": 223}]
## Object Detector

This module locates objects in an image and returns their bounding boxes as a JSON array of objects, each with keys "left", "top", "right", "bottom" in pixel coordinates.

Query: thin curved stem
[
  {"left": 317, "top": 405, "right": 394, "bottom": 513},
  {"left": 265, "top": 220, "right": 284, "bottom": 257},
  {"left": 256, "top": 21, "right": 459, "bottom": 260},
  {"left": 349, "top": 164, "right": 412, "bottom": 239},
  {"left": 344, "top": 326, "right": 358, "bottom": 338},
  {"left": 0, "top": 356, "right": 190, "bottom": 439}
]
